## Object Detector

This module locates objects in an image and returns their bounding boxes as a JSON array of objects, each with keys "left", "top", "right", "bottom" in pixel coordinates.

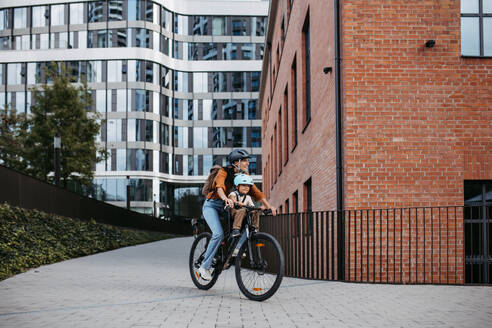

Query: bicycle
[{"left": 189, "top": 204, "right": 284, "bottom": 301}]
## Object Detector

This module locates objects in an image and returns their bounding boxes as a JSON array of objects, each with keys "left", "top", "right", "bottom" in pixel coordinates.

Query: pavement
[{"left": 0, "top": 237, "right": 491, "bottom": 328}]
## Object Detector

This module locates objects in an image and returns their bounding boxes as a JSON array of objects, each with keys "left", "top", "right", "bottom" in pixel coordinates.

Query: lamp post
[
  {"left": 54, "top": 133, "right": 61, "bottom": 186},
  {"left": 126, "top": 175, "right": 130, "bottom": 210}
]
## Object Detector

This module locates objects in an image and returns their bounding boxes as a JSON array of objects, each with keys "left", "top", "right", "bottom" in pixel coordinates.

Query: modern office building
[
  {"left": 260, "top": 0, "right": 491, "bottom": 283},
  {"left": 0, "top": 0, "right": 268, "bottom": 216}
]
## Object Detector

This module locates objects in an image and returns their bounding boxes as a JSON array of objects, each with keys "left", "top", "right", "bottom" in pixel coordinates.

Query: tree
[
  {"left": 24, "top": 63, "right": 104, "bottom": 187},
  {"left": 0, "top": 107, "right": 28, "bottom": 171}
]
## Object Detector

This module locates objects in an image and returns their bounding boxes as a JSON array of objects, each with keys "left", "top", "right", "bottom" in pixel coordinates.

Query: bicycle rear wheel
[
  {"left": 189, "top": 232, "right": 220, "bottom": 290},
  {"left": 235, "top": 232, "right": 284, "bottom": 301}
]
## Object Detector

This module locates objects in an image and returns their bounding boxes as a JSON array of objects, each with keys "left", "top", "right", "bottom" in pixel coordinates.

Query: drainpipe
[{"left": 334, "top": 0, "right": 344, "bottom": 281}]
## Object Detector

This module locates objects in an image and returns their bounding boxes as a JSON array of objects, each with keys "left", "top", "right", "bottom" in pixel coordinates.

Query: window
[
  {"left": 293, "top": 190, "right": 298, "bottom": 213},
  {"left": 273, "top": 125, "right": 277, "bottom": 179},
  {"left": 108, "top": 29, "right": 127, "bottom": 47},
  {"left": 302, "top": 12, "right": 311, "bottom": 128},
  {"left": 51, "top": 5, "right": 65, "bottom": 26},
  {"left": 291, "top": 55, "right": 298, "bottom": 149},
  {"left": 88, "top": 1, "right": 106, "bottom": 23},
  {"left": 285, "top": 198, "right": 290, "bottom": 214},
  {"left": 278, "top": 108, "right": 282, "bottom": 175},
  {"left": 7, "top": 63, "right": 23, "bottom": 85},
  {"left": 0, "top": 9, "right": 10, "bottom": 30},
  {"left": 304, "top": 177, "right": 312, "bottom": 212},
  {"left": 280, "top": 17, "right": 285, "bottom": 50},
  {"left": 232, "top": 17, "right": 248, "bottom": 36},
  {"left": 193, "top": 16, "right": 209, "bottom": 35},
  {"left": 461, "top": 0, "right": 492, "bottom": 56},
  {"left": 14, "top": 7, "right": 28, "bottom": 29},
  {"left": 128, "top": 0, "right": 144, "bottom": 21},
  {"left": 251, "top": 72, "right": 260, "bottom": 92},
  {"left": 106, "top": 119, "right": 122, "bottom": 142},
  {"left": 283, "top": 85, "right": 289, "bottom": 164},
  {"left": 108, "top": 1, "right": 124, "bottom": 21},
  {"left": 32, "top": 6, "right": 48, "bottom": 28},
  {"left": 107, "top": 60, "right": 123, "bottom": 82},
  {"left": 270, "top": 137, "right": 274, "bottom": 188},
  {"left": 252, "top": 17, "right": 266, "bottom": 36},
  {"left": 213, "top": 17, "right": 225, "bottom": 35},
  {"left": 70, "top": 3, "right": 85, "bottom": 24}
]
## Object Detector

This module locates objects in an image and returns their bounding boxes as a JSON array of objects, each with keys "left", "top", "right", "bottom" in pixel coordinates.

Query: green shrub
[{"left": 0, "top": 203, "right": 174, "bottom": 280}]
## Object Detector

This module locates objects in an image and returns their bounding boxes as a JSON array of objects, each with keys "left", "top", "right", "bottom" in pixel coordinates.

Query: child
[{"left": 228, "top": 174, "right": 260, "bottom": 237}]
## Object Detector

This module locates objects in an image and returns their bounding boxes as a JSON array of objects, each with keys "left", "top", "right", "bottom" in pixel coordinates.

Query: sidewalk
[{"left": 0, "top": 237, "right": 491, "bottom": 328}]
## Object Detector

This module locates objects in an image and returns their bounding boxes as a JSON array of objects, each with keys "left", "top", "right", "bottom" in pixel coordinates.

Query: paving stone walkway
[{"left": 1, "top": 237, "right": 491, "bottom": 327}]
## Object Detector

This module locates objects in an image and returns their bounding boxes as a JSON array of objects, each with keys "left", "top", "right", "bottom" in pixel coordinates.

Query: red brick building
[{"left": 259, "top": 0, "right": 492, "bottom": 284}]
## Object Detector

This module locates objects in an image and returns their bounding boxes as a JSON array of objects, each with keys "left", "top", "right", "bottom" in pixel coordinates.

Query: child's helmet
[{"left": 234, "top": 174, "right": 253, "bottom": 186}]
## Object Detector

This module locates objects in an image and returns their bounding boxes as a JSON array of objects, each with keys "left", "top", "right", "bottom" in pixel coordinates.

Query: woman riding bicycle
[{"left": 198, "top": 149, "right": 277, "bottom": 281}]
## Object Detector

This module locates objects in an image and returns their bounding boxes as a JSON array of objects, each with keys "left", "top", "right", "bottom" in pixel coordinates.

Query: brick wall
[
  {"left": 342, "top": 0, "right": 492, "bottom": 209},
  {"left": 261, "top": 0, "right": 338, "bottom": 213},
  {"left": 260, "top": 0, "right": 491, "bottom": 284}
]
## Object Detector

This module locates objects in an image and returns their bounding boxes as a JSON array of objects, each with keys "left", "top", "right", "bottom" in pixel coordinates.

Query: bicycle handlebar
[{"left": 227, "top": 203, "right": 272, "bottom": 215}]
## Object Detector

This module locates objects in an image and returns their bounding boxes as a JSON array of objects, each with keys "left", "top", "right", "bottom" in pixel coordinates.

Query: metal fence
[
  {"left": 0, "top": 165, "right": 192, "bottom": 235},
  {"left": 260, "top": 206, "right": 490, "bottom": 285}
]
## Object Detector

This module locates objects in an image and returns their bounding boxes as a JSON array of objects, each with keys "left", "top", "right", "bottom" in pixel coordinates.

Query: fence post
[{"left": 337, "top": 210, "right": 345, "bottom": 281}]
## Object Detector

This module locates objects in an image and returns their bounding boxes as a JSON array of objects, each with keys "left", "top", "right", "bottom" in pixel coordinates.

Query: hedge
[{"left": 0, "top": 203, "right": 174, "bottom": 281}]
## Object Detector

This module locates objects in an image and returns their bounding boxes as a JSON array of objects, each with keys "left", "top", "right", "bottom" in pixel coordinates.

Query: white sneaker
[
  {"left": 232, "top": 248, "right": 239, "bottom": 257},
  {"left": 198, "top": 266, "right": 212, "bottom": 281}
]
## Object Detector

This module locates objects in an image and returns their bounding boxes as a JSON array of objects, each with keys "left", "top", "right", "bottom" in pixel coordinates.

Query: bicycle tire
[
  {"left": 235, "top": 232, "right": 284, "bottom": 301},
  {"left": 189, "top": 232, "right": 220, "bottom": 290}
]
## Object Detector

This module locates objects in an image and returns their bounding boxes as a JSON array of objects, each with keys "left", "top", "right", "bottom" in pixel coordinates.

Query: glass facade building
[{"left": 0, "top": 0, "right": 268, "bottom": 216}]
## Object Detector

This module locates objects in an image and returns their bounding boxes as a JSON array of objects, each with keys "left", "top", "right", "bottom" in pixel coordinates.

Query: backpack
[{"left": 202, "top": 165, "right": 223, "bottom": 196}]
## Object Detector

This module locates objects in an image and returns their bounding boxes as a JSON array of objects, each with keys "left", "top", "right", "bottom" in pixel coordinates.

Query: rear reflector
[
  {"left": 253, "top": 288, "right": 262, "bottom": 291},
  {"left": 256, "top": 243, "right": 264, "bottom": 247}
]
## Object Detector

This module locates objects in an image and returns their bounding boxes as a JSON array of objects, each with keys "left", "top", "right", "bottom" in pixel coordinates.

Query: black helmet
[{"left": 227, "top": 149, "right": 251, "bottom": 164}]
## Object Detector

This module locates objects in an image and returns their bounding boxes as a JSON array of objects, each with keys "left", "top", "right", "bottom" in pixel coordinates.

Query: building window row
[
  {"left": 99, "top": 121, "right": 260, "bottom": 148},
  {"left": 173, "top": 126, "right": 261, "bottom": 149},
  {"left": 0, "top": 2, "right": 266, "bottom": 37},
  {"left": 173, "top": 99, "right": 259, "bottom": 120},
  {"left": 95, "top": 151, "right": 262, "bottom": 176},
  {"left": 0, "top": 61, "right": 261, "bottom": 95},
  {"left": 0, "top": 28, "right": 264, "bottom": 61},
  {"left": 92, "top": 177, "right": 153, "bottom": 202},
  {"left": 1, "top": 87, "right": 261, "bottom": 121},
  {"left": 174, "top": 41, "right": 264, "bottom": 61}
]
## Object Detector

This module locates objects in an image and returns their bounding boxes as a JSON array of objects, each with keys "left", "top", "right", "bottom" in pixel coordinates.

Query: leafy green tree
[
  {"left": 24, "top": 63, "right": 104, "bottom": 187},
  {"left": 0, "top": 107, "right": 28, "bottom": 171}
]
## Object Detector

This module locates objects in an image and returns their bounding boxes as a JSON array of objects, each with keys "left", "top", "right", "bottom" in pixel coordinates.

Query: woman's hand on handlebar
[{"left": 224, "top": 198, "right": 235, "bottom": 209}]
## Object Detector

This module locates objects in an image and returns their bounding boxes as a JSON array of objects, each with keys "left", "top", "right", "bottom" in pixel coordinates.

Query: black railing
[
  {"left": 0, "top": 165, "right": 192, "bottom": 235},
  {"left": 260, "top": 206, "right": 491, "bottom": 285}
]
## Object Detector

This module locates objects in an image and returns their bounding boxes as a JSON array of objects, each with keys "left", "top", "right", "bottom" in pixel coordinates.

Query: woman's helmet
[
  {"left": 234, "top": 174, "right": 253, "bottom": 186},
  {"left": 227, "top": 149, "right": 251, "bottom": 164}
]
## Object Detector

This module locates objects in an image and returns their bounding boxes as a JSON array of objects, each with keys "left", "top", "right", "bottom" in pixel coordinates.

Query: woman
[{"left": 198, "top": 149, "right": 276, "bottom": 280}]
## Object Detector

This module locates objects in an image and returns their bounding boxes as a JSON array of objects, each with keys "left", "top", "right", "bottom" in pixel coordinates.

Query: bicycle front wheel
[
  {"left": 189, "top": 232, "right": 220, "bottom": 290},
  {"left": 235, "top": 232, "right": 284, "bottom": 301}
]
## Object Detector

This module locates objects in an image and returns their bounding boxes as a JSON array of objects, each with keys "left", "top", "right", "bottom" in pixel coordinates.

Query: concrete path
[{"left": 0, "top": 237, "right": 491, "bottom": 328}]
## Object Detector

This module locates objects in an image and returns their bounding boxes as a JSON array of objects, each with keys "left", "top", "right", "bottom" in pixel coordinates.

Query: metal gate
[{"left": 464, "top": 182, "right": 492, "bottom": 284}]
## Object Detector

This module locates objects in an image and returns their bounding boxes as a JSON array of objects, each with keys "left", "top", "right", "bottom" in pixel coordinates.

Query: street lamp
[
  {"left": 126, "top": 175, "right": 131, "bottom": 210},
  {"left": 54, "top": 133, "right": 61, "bottom": 186}
]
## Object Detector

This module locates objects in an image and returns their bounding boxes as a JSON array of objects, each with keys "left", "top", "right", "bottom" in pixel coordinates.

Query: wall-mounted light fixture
[
  {"left": 425, "top": 40, "right": 435, "bottom": 48},
  {"left": 323, "top": 67, "right": 333, "bottom": 74}
]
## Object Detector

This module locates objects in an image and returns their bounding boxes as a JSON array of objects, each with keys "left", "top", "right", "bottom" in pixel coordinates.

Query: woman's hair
[{"left": 224, "top": 165, "right": 235, "bottom": 187}]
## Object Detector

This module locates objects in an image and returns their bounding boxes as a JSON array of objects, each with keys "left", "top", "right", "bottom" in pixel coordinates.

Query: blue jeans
[{"left": 200, "top": 199, "right": 225, "bottom": 270}]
